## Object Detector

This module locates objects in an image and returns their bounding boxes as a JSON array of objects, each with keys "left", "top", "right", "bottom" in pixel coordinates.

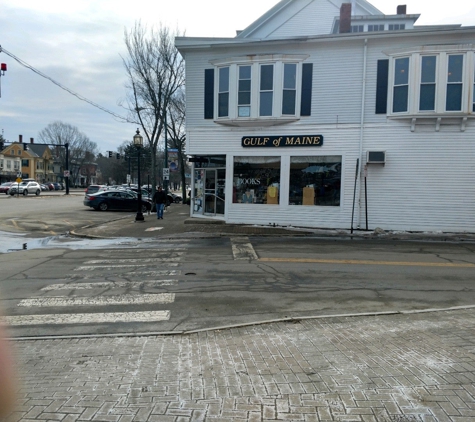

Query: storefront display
[{"left": 233, "top": 156, "right": 280, "bottom": 204}]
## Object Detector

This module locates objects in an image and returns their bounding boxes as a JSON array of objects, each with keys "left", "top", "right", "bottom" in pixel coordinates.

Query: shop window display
[
  {"left": 233, "top": 156, "right": 280, "bottom": 204},
  {"left": 289, "top": 156, "right": 341, "bottom": 206}
]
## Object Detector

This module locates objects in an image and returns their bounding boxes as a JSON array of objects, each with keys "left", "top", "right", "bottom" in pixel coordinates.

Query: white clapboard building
[{"left": 175, "top": 0, "right": 475, "bottom": 233}]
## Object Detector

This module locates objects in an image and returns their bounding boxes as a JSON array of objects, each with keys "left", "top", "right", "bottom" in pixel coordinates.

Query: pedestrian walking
[{"left": 153, "top": 186, "right": 167, "bottom": 219}]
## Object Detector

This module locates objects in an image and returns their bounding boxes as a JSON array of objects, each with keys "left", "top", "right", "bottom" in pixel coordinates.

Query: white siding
[{"left": 180, "top": 22, "right": 475, "bottom": 233}]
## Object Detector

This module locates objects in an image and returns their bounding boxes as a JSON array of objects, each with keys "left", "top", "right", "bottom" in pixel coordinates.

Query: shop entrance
[
  {"left": 204, "top": 169, "right": 225, "bottom": 216},
  {"left": 192, "top": 156, "right": 226, "bottom": 217}
]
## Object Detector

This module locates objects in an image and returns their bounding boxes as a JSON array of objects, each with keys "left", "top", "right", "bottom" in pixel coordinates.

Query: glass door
[{"left": 204, "top": 169, "right": 225, "bottom": 216}]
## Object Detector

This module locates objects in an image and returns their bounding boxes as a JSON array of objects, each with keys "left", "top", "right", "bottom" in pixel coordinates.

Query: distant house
[
  {"left": 176, "top": 0, "right": 475, "bottom": 233},
  {"left": 0, "top": 146, "right": 21, "bottom": 183},
  {"left": 0, "top": 136, "right": 54, "bottom": 182}
]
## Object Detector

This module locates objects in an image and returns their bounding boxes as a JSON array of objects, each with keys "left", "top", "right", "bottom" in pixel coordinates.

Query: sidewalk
[
  {"left": 8, "top": 309, "right": 475, "bottom": 421},
  {"left": 73, "top": 201, "right": 475, "bottom": 242}
]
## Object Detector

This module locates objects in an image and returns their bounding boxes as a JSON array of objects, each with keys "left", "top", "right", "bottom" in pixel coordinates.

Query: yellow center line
[{"left": 258, "top": 257, "right": 475, "bottom": 268}]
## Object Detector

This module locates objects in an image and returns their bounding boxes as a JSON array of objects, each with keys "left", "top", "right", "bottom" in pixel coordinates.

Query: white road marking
[
  {"left": 75, "top": 263, "right": 179, "bottom": 271},
  {"left": 99, "top": 247, "right": 187, "bottom": 254},
  {"left": 41, "top": 280, "right": 178, "bottom": 291},
  {"left": 66, "top": 270, "right": 181, "bottom": 279},
  {"left": 231, "top": 237, "right": 258, "bottom": 260},
  {"left": 3, "top": 310, "right": 170, "bottom": 326},
  {"left": 18, "top": 293, "right": 175, "bottom": 307},
  {"left": 85, "top": 256, "right": 182, "bottom": 264}
]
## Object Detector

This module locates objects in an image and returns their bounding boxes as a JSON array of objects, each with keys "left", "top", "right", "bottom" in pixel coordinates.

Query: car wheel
[
  {"left": 141, "top": 204, "right": 148, "bottom": 213},
  {"left": 23, "top": 190, "right": 28, "bottom": 196},
  {"left": 35, "top": 190, "right": 40, "bottom": 195},
  {"left": 99, "top": 202, "right": 108, "bottom": 211}
]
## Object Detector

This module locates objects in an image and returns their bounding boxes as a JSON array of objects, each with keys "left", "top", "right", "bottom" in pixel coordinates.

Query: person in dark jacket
[{"left": 153, "top": 186, "right": 167, "bottom": 219}]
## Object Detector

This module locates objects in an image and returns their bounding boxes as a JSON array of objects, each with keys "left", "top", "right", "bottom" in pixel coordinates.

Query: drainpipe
[{"left": 356, "top": 38, "right": 368, "bottom": 229}]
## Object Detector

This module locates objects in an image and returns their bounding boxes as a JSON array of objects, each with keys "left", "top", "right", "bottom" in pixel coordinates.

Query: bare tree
[
  {"left": 121, "top": 22, "right": 185, "bottom": 196},
  {"left": 38, "top": 121, "right": 98, "bottom": 186},
  {"left": 167, "top": 88, "right": 188, "bottom": 199}
]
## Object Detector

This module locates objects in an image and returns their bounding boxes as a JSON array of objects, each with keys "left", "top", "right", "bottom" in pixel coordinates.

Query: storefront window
[
  {"left": 289, "top": 156, "right": 341, "bottom": 206},
  {"left": 233, "top": 156, "right": 280, "bottom": 204}
]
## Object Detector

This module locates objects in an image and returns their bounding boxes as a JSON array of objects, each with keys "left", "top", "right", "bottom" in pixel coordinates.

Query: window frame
[
  {"left": 211, "top": 54, "right": 308, "bottom": 123},
  {"left": 218, "top": 66, "right": 230, "bottom": 118},
  {"left": 387, "top": 46, "right": 475, "bottom": 117}
]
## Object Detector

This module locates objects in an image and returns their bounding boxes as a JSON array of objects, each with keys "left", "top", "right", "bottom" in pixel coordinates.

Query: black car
[{"left": 83, "top": 189, "right": 152, "bottom": 212}]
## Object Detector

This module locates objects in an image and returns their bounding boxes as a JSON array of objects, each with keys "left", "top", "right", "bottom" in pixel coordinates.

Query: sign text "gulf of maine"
[{"left": 242, "top": 135, "right": 323, "bottom": 148}]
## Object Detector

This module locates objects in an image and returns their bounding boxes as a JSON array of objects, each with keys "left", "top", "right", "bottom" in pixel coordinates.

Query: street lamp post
[{"left": 133, "top": 128, "right": 144, "bottom": 222}]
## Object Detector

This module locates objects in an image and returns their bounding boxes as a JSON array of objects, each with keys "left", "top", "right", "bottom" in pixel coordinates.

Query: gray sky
[{"left": 1, "top": 0, "right": 474, "bottom": 154}]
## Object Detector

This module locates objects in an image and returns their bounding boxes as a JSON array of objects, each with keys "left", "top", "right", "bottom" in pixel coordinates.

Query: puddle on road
[{"left": 0, "top": 231, "right": 150, "bottom": 254}]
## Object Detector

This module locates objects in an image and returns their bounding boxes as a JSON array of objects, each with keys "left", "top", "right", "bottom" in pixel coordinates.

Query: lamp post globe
[{"left": 133, "top": 129, "right": 145, "bottom": 222}]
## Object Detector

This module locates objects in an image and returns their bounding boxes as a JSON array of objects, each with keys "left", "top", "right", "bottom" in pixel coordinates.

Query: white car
[{"left": 9, "top": 181, "right": 42, "bottom": 196}]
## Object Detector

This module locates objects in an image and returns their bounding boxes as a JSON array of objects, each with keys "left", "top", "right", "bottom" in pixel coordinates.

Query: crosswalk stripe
[
  {"left": 41, "top": 280, "right": 178, "bottom": 291},
  {"left": 3, "top": 310, "right": 170, "bottom": 326},
  {"left": 75, "top": 263, "right": 179, "bottom": 270},
  {"left": 85, "top": 257, "right": 182, "bottom": 264},
  {"left": 18, "top": 293, "right": 175, "bottom": 307},
  {"left": 66, "top": 270, "right": 181, "bottom": 279}
]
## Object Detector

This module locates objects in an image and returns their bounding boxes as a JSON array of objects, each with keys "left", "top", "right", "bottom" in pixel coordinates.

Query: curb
[{"left": 9, "top": 304, "right": 475, "bottom": 341}]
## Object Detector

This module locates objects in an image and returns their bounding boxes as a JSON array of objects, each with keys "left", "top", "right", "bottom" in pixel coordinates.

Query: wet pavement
[{"left": 3, "top": 203, "right": 475, "bottom": 421}]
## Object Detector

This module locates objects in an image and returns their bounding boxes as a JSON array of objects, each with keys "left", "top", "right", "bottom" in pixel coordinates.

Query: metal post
[
  {"left": 164, "top": 111, "right": 168, "bottom": 198},
  {"left": 350, "top": 158, "right": 359, "bottom": 234},
  {"left": 135, "top": 146, "right": 144, "bottom": 222},
  {"left": 65, "top": 142, "right": 70, "bottom": 195},
  {"left": 128, "top": 155, "right": 131, "bottom": 187}
]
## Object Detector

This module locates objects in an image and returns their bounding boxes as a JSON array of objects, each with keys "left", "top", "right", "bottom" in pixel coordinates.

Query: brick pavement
[{"left": 5, "top": 309, "right": 475, "bottom": 422}]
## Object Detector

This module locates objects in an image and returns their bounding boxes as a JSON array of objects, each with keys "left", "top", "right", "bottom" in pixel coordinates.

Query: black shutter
[
  {"left": 375, "top": 59, "right": 389, "bottom": 114},
  {"left": 300, "top": 63, "right": 313, "bottom": 116},
  {"left": 204, "top": 69, "right": 214, "bottom": 119}
]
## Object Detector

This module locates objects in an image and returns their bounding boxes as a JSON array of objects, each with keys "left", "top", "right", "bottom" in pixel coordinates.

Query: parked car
[
  {"left": 9, "top": 181, "right": 42, "bottom": 196},
  {"left": 84, "top": 184, "right": 107, "bottom": 195},
  {"left": 40, "top": 184, "right": 50, "bottom": 191},
  {"left": 83, "top": 189, "right": 152, "bottom": 212},
  {"left": 170, "top": 193, "right": 183, "bottom": 203},
  {"left": 0, "top": 182, "right": 13, "bottom": 194}
]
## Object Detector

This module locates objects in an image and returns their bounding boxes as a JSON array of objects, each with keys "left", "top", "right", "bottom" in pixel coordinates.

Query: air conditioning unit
[{"left": 366, "top": 151, "right": 386, "bottom": 164}]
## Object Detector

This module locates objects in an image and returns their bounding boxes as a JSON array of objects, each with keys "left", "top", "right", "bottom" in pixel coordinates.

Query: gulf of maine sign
[{"left": 242, "top": 135, "right": 323, "bottom": 148}]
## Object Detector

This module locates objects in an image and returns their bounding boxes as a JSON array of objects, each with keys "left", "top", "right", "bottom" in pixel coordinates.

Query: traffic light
[
  {"left": 108, "top": 151, "right": 112, "bottom": 158},
  {"left": 116, "top": 153, "right": 120, "bottom": 159},
  {"left": 23, "top": 143, "right": 28, "bottom": 151}
]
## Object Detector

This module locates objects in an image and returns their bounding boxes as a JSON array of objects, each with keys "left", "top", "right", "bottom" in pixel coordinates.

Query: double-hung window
[
  {"left": 218, "top": 67, "right": 229, "bottom": 118},
  {"left": 473, "top": 64, "right": 475, "bottom": 112},
  {"left": 419, "top": 56, "right": 437, "bottom": 111},
  {"left": 446, "top": 54, "right": 463, "bottom": 111},
  {"left": 238, "top": 66, "right": 251, "bottom": 117},
  {"left": 259, "top": 64, "right": 274, "bottom": 117},
  {"left": 393, "top": 57, "right": 409, "bottom": 113},
  {"left": 282, "top": 63, "right": 297, "bottom": 115}
]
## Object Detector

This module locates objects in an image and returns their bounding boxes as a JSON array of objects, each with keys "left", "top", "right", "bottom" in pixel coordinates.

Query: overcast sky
[{"left": 1, "top": 0, "right": 474, "bottom": 154}]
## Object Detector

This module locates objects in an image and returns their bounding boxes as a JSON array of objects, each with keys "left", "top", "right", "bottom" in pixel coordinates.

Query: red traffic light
[{"left": 1, "top": 63, "right": 6, "bottom": 72}]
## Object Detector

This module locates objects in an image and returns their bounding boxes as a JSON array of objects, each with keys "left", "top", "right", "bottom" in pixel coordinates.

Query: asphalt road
[
  {"left": 0, "top": 189, "right": 137, "bottom": 236},
  {"left": 1, "top": 233, "right": 474, "bottom": 338},
  {"left": 1, "top": 193, "right": 474, "bottom": 338}
]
